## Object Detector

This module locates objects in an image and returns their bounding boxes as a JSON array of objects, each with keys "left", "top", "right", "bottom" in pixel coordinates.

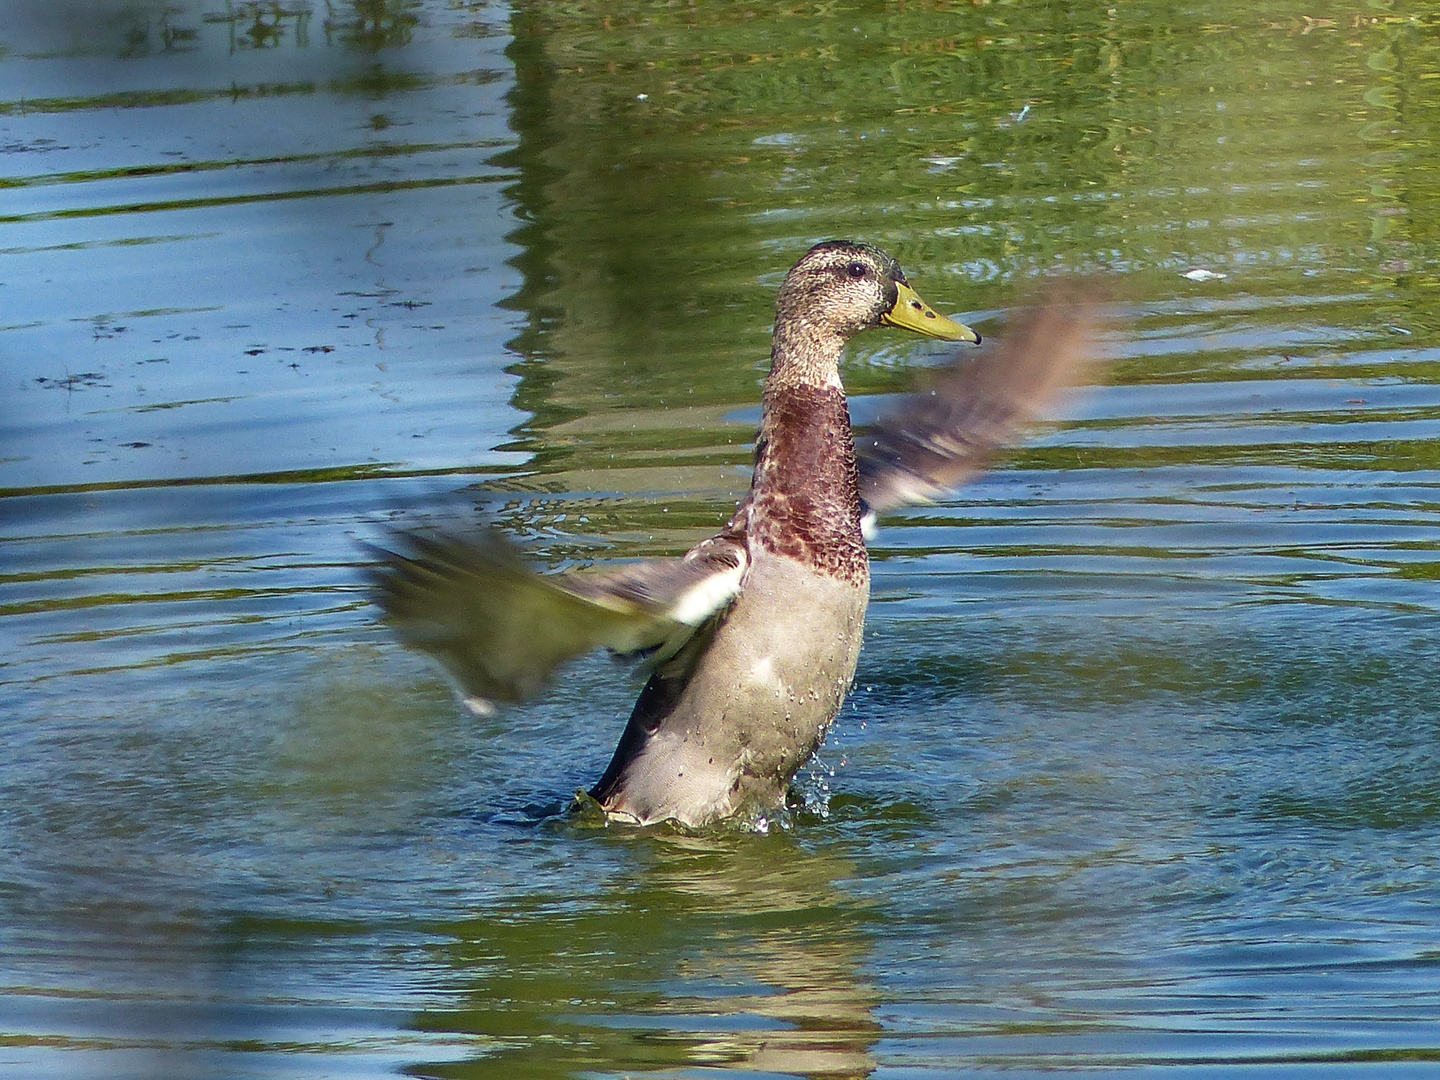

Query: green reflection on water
[
  {"left": 493, "top": 0, "right": 1440, "bottom": 493},
  {"left": 412, "top": 832, "right": 879, "bottom": 1080}
]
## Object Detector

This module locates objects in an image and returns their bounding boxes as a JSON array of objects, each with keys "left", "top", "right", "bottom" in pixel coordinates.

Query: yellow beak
[{"left": 881, "top": 281, "right": 981, "bottom": 343}]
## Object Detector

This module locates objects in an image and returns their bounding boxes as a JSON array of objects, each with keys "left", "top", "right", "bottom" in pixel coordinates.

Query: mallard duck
[{"left": 372, "top": 241, "right": 1098, "bottom": 827}]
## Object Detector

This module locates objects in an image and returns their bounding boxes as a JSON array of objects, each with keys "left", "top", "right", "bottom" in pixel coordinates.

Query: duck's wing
[
  {"left": 857, "top": 286, "right": 1103, "bottom": 521},
  {"left": 367, "top": 529, "right": 747, "bottom": 715}
]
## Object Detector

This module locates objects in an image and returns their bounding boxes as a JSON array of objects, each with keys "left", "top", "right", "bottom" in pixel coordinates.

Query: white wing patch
[
  {"left": 463, "top": 695, "right": 497, "bottom": 718},
  {"left": 668, "top": 555, "right": 747, "bottom": 625}
]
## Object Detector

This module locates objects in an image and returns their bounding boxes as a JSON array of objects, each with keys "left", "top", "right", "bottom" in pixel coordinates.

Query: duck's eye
[{"left": 845, "top": 261, "right": 868, "bottom": 280}]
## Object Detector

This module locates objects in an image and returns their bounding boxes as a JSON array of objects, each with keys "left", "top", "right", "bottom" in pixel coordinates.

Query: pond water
[{"left": 4, "top": 1, "right": 1440, "bottom": 1077}]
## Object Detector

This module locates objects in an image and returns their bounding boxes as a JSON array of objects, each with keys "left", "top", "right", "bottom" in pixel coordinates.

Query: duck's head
[
  {"left": 770, "top": 241, "right": 979, "bottom": 387},
  {"left": 778, "top": 241, "right": 981, "bottom": 343}
]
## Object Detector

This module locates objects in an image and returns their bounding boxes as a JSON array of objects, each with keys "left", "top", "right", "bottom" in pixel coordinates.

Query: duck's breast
[{"left": 599, "top": 550, "right": 867, "bottom": 826}]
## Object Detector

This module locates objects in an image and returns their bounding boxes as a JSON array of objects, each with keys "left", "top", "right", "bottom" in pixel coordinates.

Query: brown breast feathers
[{"left": 748, "top": 383, "right": 869, "bottom": 586}]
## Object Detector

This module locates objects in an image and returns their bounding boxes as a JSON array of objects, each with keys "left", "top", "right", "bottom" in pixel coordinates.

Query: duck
[{"left": 371, "top": 241, "right": 1099, "bottom": 828}]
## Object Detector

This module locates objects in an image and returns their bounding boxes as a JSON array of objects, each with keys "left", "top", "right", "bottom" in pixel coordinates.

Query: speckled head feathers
[
  {"left": 768, "top": 241, "right": 977, "bottom": 388},
  {"left": 775, "top": 241, "right": 907, "bottom": 341}
]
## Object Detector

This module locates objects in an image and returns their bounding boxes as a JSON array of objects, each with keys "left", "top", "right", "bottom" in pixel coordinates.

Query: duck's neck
[
  {"left": 746, "top": 333, "right": 868, "bottom": 582},
  {"left": 767, "top": 320, "right": 847, "bottom": 391}
]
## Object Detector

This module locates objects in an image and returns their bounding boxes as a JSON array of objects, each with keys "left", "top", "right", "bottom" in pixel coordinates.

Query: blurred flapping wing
[
  {"left": 858, "top": 284, "right": 1105, "bottom": 520},
  {"left": 368, "top": 529, "right": 747, "bottom": 714}
]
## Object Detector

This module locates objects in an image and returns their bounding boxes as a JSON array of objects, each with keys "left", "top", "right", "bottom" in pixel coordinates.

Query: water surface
[{"left": 3, "top": 2, "right": 1440, "bottom": 1077}]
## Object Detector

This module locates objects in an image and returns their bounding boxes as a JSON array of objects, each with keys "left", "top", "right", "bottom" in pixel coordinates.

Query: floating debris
[{"left": 35, "top": 372, "right": 107, "bottom": 390}]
